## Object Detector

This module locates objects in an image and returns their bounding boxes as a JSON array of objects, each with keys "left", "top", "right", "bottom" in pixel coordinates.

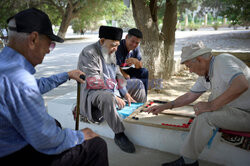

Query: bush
[
  {"left": 188, "top": 23, "right": 200, "bottom": 31},
  {"left": 212, "top": 22, "right": 220, "bottom": 30}
]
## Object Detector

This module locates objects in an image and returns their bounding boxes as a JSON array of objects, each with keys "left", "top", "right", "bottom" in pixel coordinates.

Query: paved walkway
[{"left": 103, "top": 136, "right": 221, "bottom": 166}]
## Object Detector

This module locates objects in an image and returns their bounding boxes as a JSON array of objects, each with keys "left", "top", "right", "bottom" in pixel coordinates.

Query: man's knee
[
  {"left": 97, "top": 92, "right": 115, "bottom": 105},
  {"left": 86, "top": 137, "right": 108, "bottom": 153},
  {"left": 138, "top": 68, "right": 148, "bottom": 78},
  {"left": 193, "top": 112, "right": 212, "bottom": 127},
  {"left": 127, "top": 79, "right": 145, "bottom": 90}
]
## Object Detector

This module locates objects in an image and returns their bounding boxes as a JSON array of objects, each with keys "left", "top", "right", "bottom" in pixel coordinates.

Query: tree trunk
[
  {"left": 204, "top": 13, "right": 208, "bottom": 26},
  {"left": 161, "top": 0, "right": 177, "bottom": 79},
  {"left": 185, "top": 14, "right": 188, "bottom": 27},
  {"left": 131, "top": 0, "right": 160, "bottom": 80},
  {"left": 57, "top": 5, "right": 74, "bottom": 39},
  {"left": 131, "top": 0, "right": 177, "bottom": 80}
]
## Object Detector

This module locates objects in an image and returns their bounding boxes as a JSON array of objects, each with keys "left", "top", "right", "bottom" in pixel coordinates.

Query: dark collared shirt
[{"left": 115, "top": 39, "right": 142, "bottom": 66}]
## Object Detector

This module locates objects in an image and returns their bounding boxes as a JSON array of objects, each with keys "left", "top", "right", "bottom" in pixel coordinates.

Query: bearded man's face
[{"left": 101, "top": 39, "right": 120, "bottom": 64}]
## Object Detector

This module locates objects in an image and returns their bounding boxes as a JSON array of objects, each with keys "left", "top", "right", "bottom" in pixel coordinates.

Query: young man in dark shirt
[{"left": 115, "top": 28, "right": 149, "bottom": 96}]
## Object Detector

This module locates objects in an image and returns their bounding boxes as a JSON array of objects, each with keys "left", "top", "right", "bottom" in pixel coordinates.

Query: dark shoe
[
  {"left": 114, "top": 132, "right": 135, "bottom": 153},
  {"left": 72, "top": 105, "right": 90, "bottom": 123},
  {"left": 162, "top": 157, "right": 199, "bottom": 166}
]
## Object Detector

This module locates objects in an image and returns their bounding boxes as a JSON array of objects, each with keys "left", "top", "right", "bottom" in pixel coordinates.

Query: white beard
[{"left": 101, "top": 46, "right": 116, "bottom": 65}]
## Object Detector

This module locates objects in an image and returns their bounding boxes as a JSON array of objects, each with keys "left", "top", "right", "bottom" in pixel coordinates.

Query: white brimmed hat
[{"left": 180, "top": 41, "right": 212, "bottom": 64}]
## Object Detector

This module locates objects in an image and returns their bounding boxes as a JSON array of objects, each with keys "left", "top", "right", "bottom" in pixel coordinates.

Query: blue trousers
[{"left": 124, "top": 68, "right": 149, "bottom": 96}]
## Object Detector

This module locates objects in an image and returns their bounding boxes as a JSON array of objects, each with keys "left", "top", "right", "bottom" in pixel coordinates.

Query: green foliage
[
  {"left": 200, "top": 0, "right": 250, "bottom": 27},
  {"left": 0, "top": 0, "right": 62, "bottom": 34},
  {"left": 188, "top": 23, "right": 200, "bottom": 31},
  {"left": 117, "top": 8, "right": 136, "bottom": 31},
  {"left": 71, "top": 0, "right": 126, "bottom": 33},
  {"left": 40, "top": 4, "right": 62, "bottom": 26},
  {"left": 0, "top": 0, "right": 29, "bottom": 35},
  {"left": 157, "top": 0, "right": 201, "bottom": 27},
  {"left": 177, "top": 0, "right": 201, "bottom": 14},
  {"left": 212, "top": 22, "right": 220, "bottom": 30},
  {"left": 0, "top": 0, "right": 127, "bottom": 36}
]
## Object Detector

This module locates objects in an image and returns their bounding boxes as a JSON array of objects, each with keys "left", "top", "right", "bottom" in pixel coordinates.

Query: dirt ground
[{"left": 147, "top": 68, "right": 209, "bottom": 103}]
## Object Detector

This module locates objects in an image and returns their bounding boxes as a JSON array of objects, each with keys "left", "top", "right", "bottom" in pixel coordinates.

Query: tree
[
  {"left": 42, "top": 0, "right": 126, "bottom": 38},
  {"left": 40, "top": 0, "right": 95, "bottom": 38},
  {"left": 0, "top": 0, "right": 126, "bottom": 39},
  {"left": 71, "top": 0, "right": 126, "bottom": 34},
  {"left": 131, "top": 0, "right": 177, "bottom": 80},
  {"left": 0, "top": 0, "right": 31, "bottom": 37},
  {"left": 199, "top": 0, "right": 250, "bottom": 27},
  {"left": 117, "top": 8, "right": 135, "bottom": 31},
  {"left": 219, "top": 0, "right": 250, "bottom": 27}
]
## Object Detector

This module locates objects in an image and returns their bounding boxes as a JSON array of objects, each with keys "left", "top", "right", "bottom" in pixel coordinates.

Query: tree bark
[
  {"left": 57, "top": 4, "right": 74, "bottom": 38},
  {"left": 131, "top": 0, "right": 177, "bottom": 80},
  {"left": 161, "top": 0, "right": 177, "bottom": 79},
  {"left": 131, "top": 0, "right": 160, "bottom": 80},
  {"left": 55, "top": 0, "right": 83, "bottom": 39}
]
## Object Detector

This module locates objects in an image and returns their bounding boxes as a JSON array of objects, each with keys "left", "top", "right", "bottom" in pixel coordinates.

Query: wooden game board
[{"left": 124, "top": 101, "right": 195, "bottom": 131}]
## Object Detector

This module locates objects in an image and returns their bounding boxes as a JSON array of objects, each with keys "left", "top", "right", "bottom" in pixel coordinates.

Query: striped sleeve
[{"left": 10, "top": 84, "right": 84, "bottom": 154}]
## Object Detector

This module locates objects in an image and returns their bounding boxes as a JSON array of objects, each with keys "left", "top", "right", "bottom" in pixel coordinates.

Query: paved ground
[{"left": 103, "top": 136, "right": 221, "bottom": 166}]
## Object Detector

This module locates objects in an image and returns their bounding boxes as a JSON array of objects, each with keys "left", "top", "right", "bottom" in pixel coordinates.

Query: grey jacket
[{"left": 77, "top": 41, "right": 127, "bottom": 121}]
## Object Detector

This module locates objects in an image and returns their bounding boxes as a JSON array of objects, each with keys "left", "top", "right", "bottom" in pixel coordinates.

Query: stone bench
[
  {"left": 212, "top": 51, "right": 250, "bottom": 67},
  {"left": 47, "top": 91, "right": 250, "bottom": 166}
]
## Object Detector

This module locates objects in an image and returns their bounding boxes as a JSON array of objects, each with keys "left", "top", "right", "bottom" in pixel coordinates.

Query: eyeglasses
[
  {"left": 49, "top": 42, "right": 56, "bottom": 52},
  {"left": 185, "top": 59, "right": 197, "bottom": 68}
]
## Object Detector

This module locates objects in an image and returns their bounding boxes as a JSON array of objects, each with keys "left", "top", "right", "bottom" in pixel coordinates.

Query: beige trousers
[{"left": 180, "top": 106, "right": 250, "bottom": 159}]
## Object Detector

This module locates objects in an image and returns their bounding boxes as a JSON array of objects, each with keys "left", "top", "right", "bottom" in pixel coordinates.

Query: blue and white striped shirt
[{"left": 0, "top": 47, "right": 84, "bottom": 157}]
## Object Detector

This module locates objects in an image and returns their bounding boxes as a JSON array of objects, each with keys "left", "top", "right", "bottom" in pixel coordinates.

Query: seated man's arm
[
  {"left": 36, "top": 72, "right": 68, "bottom": 94},
  {"left": 195, "top": 74, "right": 249, "bottom": 115},
  {"left": 212, "top": 75, "right": 248, "bottom": 110},
  {"left": 119, "top": 67, "right": 130, "bottom": 79},
  {"left": 148, "top": 91, "right": 202, "bottom": 115},
  {"left": 116, "top": 66, "right": 128, "bottom": 96},
  {"left": 78, "top": 50, "right": 106, "bottom": 90},
  {"left": 126, "top": 58, "right": 142, "bottom": 69},
  {"left": 116, "top": 66, "right": 137, "bottom": 105},
  {"left": 127, "top": 46, "right": 143, "bottom": 69},
  {"left": 36, "top": 70, "right": 85, "bottom": 94},
  {"left": 10, "top": 84, "right": 84, "bottom": 154}
]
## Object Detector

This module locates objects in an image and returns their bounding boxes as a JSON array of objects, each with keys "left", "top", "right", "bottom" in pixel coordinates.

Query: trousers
[
  {"left": 0, "top": 120, "right": 109, "bottom": 166},
  {"left": 180, "top": 106, "right": 250, "bottom": 159}
]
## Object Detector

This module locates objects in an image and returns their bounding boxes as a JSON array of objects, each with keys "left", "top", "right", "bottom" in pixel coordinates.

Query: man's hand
[
  {"left": 123, "top": 72, "right": 130, "bottom": 79},
  {"left": 120, "top": 68, "right": 130, "bottom": 79},
  {"left": 115, "top": 96, "right": 126, "bottom": 109},
  {"left": 81, "top": 128, "right": 99, "bottom": 141},
  {"left": 124, "top": 93, "right": 136, "bottom": 106},
  {"left": 193, "top": 102, "right": 213, "bottom": 116},
  {"left": 147, "top": 104, "right": 168, "bottom": 115},
  {"left": 125, "top": 58, "right": 139, "bottom": 67},
  {"left": 68, "top": 70, "right": 85, "bottom": 83}
]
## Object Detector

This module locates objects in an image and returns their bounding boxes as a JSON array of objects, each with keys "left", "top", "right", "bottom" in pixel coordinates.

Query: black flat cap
[
  {"left": 7, "top": 8, "right": 64, "bottom": 43},
  {"left": 99, "top": 26, "right": 123, "bottom": 41},
  {"left": 128, "top": 28, "right": 143, "bottom": 39}
]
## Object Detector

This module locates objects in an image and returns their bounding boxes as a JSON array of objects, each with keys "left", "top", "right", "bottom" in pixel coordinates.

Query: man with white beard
[{"left": 77, "top": 26, "right": 146, "bottom": 153}]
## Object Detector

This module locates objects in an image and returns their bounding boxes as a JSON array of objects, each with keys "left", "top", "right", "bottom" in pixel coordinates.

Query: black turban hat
[{"left": 99, "top": 26, "right": 123, "bottom": 41}]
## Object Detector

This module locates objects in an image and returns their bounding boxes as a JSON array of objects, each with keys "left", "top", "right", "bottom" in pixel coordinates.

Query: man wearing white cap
[{"left": 148, "top": 41, "right": 250, "bottom": 166}]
